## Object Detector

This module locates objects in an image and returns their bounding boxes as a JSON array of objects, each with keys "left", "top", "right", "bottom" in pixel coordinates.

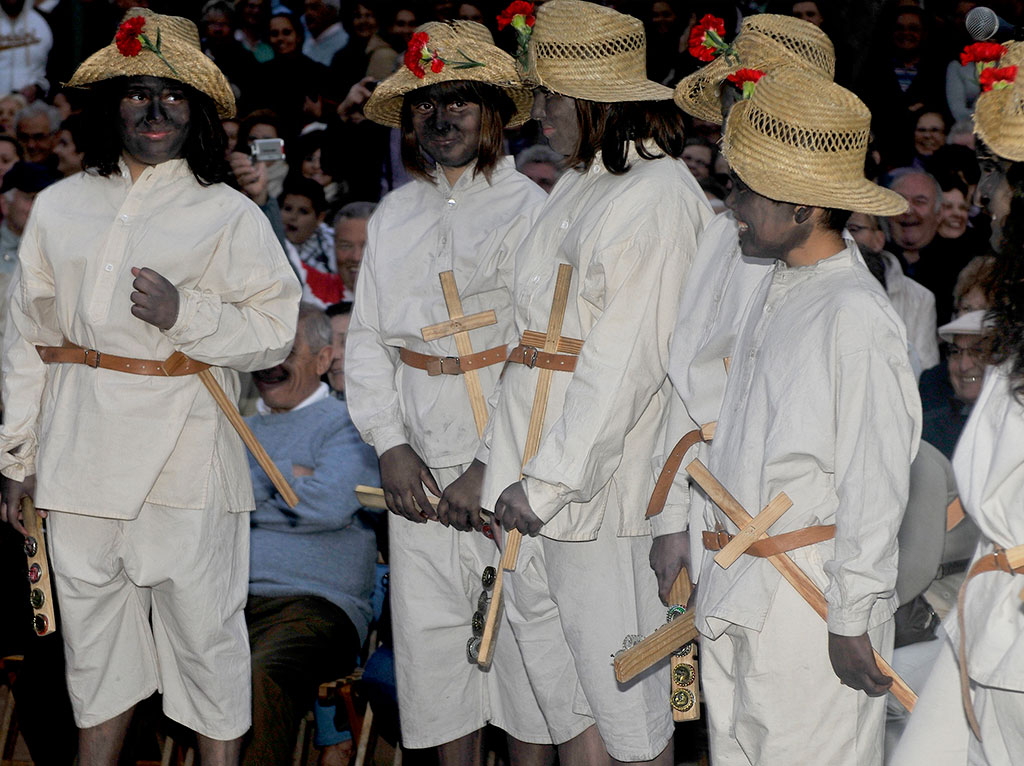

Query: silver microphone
[{"left": 966, "top": 6, "right": 1008, "bottom": 41}]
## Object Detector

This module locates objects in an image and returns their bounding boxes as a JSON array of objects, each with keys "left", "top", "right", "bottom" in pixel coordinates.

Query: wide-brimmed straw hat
[
  {"left": 67, "top": 8, "right": 235, "bottom": 119},
  {"left": 364, "top": 20, "right": 532, "bottom": 128},
  {"left": 675, "top": 14, "right": 835, "bottom": 124},
  {"left": 974, "top": 41, "right": 1024, "bottom": 161},
  {"left": 527, "top": 0, "right": 673, "bottom": 102},
  {"left": 723, "top": 67, "right": 908, "bottom": 216}
]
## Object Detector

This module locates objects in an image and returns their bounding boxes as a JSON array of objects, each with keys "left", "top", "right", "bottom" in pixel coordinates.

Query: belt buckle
[
  {"left": 428, "top": 356, "right": 460, "bottom": 376},
  {"left": 522, "top": 346, "right": 539, "bottom": 369},
  {"left": 83, "top": 348, "right": 102, "bottom": 368},
  {"left": 717, "top": 530, "right": 732, "bottom": 549}
]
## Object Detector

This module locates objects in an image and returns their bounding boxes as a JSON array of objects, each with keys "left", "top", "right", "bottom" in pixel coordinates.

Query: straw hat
[
  {"left": 66, "top": 8, "right": 235, "bottom": 119},
  {"left": 675, "top": 14, "right": 835, "bottom": 124},
  {"left": 723, "top": 67, "right": 907, "bottom": 216},
  {"left": 364, "top": 20, "right": 532, "bottom": 128},
  {"left": 973, "top": 41, "right": 1024, "bottom": 161},
  {"left": 527, "top": 0, "right": 673, "bottom": 102}
]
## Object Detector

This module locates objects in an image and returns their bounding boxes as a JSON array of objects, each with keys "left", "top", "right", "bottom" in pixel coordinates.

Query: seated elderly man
[{"left": 242, "top": 303, "right": 380, "bottom": 765}]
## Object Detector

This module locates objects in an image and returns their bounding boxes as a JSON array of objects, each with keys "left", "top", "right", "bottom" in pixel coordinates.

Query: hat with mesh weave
[
  {"left": 526, "top": 0, "right": 673, "bottom": 102},
  {"left": 66, "top": 8, "right": 235, "bottom": 118},
  {"left": 723, "top": 66, "right": 907, "bottom": 216},
  {"left": 675, "top": 14, "right": 835, "bottom": 124},
  {"left": 364, "top": 20, "right": 532, "bottom": 128},
  {"left": 973, "top": 41, "right": 1024, "bottom": 161}
]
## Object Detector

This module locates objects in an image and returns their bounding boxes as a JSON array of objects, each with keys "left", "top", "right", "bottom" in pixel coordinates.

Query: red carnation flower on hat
[
  {"left": 688, "top": 14, "right": 728, "bottom": 62},
  {"left": 405, "top": 31, "right": 431, "bottom": 78},
  {"left": 115, "top": 15, "right": 146, "bottom": 56},
  {"left": 497, "top": 1, "right": 535, "bottom": 31},
  {"left": 961, "top": 41, "right": 1007, "bottom": 67},
  {"left": 431, "top": 54, "right": 445, "bottom": 73},
  {"left": 980, "top": 65, "right": 1018, "bottom": 92},
  {"left": 726, "top": 68, "right": 765, "bottom": 99}
]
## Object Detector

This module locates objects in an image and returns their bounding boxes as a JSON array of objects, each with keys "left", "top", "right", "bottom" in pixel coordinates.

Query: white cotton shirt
[
  {"left": 345, "top": 157, "right": 546, "bottom": 468},
  {"left": 0, "top": 160, "right": 301, "bottom": 519},
  {"left": 882, "top": 250, "right": 939, "bottom": 371},
  {"left": 652, "top": 212, "right": 773, "bottom": 540},
  {"left": 949, "top": 363, "right": 1024, "bottom": 691},
  {"left": 480, "top": 145, "right": 713, "bottom": 541},
  {"left": 694, "top": 245, "right": 922, "bottom": 639},
  {"left": 0, "top": 5, "right": 52, "bottom": 94}
]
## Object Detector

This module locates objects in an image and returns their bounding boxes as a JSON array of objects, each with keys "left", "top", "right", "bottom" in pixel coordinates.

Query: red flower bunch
[
  {"left": 961, "top": 41, "right": 1008, "bottom": 67},
  {"left": 497, "top": 1, "right": 535, "bottom": 31},
  {"left": 726, "top": 68, "right": 765, "bottom": 99},
  {"left": 404, "top": 31, "right": 484, "bottom": 79},
  {"left": 113, "top": 15, "right": 178, "bottom": 74},
  {"left": 688, "top": 14, "right": 728, "bottom": 62},
  {"left": 405, "top": 31, "right": 431, "bottom": 78},
  {"left": 115, "top": 15, "right": 146, "bottom": 57},
  {"left": 980, "top": 65, "right": 1018, "bottom": 92}
]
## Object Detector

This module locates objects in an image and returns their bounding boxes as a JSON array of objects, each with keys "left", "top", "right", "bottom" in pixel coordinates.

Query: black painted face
[
  {"left": 118, "top": 75, "right": 191, "bottom": 169},
  {"left": 408, "top": 84, "right": 482, "bottom": 172},
  {"left": 726, "top": 172, "right": 809, "bottom": 262}
]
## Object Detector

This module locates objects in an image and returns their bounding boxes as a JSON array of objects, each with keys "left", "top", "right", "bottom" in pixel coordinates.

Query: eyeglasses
[{"left": 943, "top": 342, "right": 987, "bottom": 362}]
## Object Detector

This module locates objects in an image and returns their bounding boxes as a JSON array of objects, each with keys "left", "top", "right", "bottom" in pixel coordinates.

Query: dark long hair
[
  {"left": 987, "top": 161, "right": 1024, "bottom": 402},
  {"left": 400, "top": 80, "right": 515, "bottom": 184},
  {"left": 80, "top": 77, "right": 230, "bottom": 186},
  {"left": 565, "top": 99, "right": 687, "bottom": 174}
]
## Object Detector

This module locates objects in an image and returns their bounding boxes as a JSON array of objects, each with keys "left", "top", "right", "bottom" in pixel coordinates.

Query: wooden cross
[
  {"left": 476, "top": 262, "right": 575, "bottom": 668},
  {"left": 685, "top": 458, "right": 918, "bottom": 712},
  {"left": 22, "top": 497, "right": 56, "bottom": 636},
  {"left": 420, "top": 270, "right": 497, "bottom": 438},
  {"left": 668, "top": 573, "right": 700, "bottom": 721}
]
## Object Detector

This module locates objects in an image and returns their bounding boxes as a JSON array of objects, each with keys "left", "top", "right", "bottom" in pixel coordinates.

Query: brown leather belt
[
  {"left": 646, "top": 425, "right": 715, "bottom": 518},
  {"left": 36, "top": 342, "right": 209, "bottom": 376},
  {"left": 507, "top": 344, "right": 578, "bottom": 372},
  {"left": 957, "top": 542, "right": 1024, "bottom": 740},
  {"left": 702, "top": 524, "right": 836, "bottom": 557},
  {"left": 399, "top": 345, "right": 508, "bottom": 376}
]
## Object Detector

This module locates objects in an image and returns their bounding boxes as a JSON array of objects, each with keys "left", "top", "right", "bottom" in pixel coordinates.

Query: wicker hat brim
[
  {"left": 974, "top": 87, "right": 1024, "bottom": 162},
  {"left": 725, "top": 140, "right": 908, "bottom": 217},
  {"left": 364, "top": 71, "right": 533, "bottom": 128},
  {"left": 67, "top": 29, "right": 235, "bottom": 119},
  {"left": 538, "top": 71, "right": 674, "bottom": 102}
]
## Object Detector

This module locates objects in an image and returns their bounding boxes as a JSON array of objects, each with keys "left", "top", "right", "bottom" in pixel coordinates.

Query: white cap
[{"left": 938, "top": 310, "right": 988, "bottom": 342}]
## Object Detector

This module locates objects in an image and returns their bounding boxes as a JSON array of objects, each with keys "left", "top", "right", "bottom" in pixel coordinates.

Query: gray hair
[
  {"left": 515, "top": 144, "right": 563, "bottom": 172},
  {"left": 887, "top": 168, "right": 943, "bottom": 214},
  {"left": 202, "top": 0, "right": 235, "bottom": 19},
  {"left": 297, "top": 302, "right": 332, "bottom": 351},
  {"left": 333, "top": 200, "right": 376, "bottom": 227},
  {"left": 15, "top": 101, "right": 61, "bottom": 134}
]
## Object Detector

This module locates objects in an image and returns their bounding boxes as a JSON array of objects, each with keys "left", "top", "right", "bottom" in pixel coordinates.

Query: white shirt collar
[{"left": 256, "top": 382, "right": 330, "bottom": 415}]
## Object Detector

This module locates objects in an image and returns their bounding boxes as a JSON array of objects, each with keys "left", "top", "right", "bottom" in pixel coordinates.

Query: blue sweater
[{"left": 245, "top": 396, "right": 380, "bottom": 643}]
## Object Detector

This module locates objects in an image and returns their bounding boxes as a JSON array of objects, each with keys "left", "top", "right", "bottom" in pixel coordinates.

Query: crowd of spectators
[{"left": 0, "top": 0, "right": 1017, "bottom": 762}]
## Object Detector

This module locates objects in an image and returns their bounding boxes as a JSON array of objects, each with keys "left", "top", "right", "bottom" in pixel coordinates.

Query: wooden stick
[
  {"left": 686, "top": 458, "right": 917, "bottom": 712},
  {"left": 22, "top": 497, "right": 56, "bottom": 636},
  {"left": 420, "top": 310, "right": 497, "bottom": 342},
  {"left": 434, "top": 271, "right": 490, "bottom": 438},
  {"left": 946, "top": 497, "right": 965, "bottom": 532},
  {"left": 356, "top": 484, "right": 439, "bottom": 511},
  {"left": 197, "top": 368, "right": 299, "bottom": 508},
  {"left": 666, "top": 569, "right": 701, "bottom": 720},
  {"left": 477, "top": 263, "right": 574, "bottom": 668},
  {"left": 714, "top": 493, "right": 793, "bottom": 569},
  {"left": 615, "top": 610, "right": 698, "bottom": 683}
]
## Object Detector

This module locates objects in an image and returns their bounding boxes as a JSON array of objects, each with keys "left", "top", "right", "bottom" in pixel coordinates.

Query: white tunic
[
  {"left": 346, "top": 157, "right": 545, "bottom": 468},
  {"left": 882, "top": 250, "right": 939, "bottom": 371},
  {"left": 481, "top": 144, "right": 713, "bottom": 540},
  {"left": 0, "top": 160, "right": 300, "bottom": 518},
  {"left": 652, "top": 212, "right": 772, "bottom": 541},
  {"left": 695, "top": 246, "right": 922, "bottom": 638},
  {"left": 950, "top": 363, "right": 1024, "bottom": 691}
]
